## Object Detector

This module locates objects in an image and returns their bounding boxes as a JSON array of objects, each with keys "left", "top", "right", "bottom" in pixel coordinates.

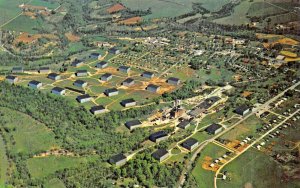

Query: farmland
[{"left": 121, "top": 0, "right": 231, "bottom": 19}]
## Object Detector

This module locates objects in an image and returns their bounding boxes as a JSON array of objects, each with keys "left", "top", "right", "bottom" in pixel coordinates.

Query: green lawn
[
  {"left": 0, "top": 107, "right": 59, "bottom": 156},
  {"left": 192, "top": 143, "right": 228, "bottom": 188},
  {"left": 218, "top": 148, "right": 300, "bottom": 188},
  {"left": 27, "top": 156, "right": 89, "bottom": 179},
  {"left": 29, "top": 0, "right": 60, "bottom": 9}
]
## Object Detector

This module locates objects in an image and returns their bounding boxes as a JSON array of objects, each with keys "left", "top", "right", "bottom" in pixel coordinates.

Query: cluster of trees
[
  {"left": 115, "top": 152, "right": 183, "bottom": 187},
  {"left": 162, "top": 79, "right": 203, "bottom": 101}
]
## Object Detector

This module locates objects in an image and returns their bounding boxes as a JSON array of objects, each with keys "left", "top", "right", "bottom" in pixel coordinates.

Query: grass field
[
  {"left": 214, "top": 0, "right": 263, "bottom": 25},
  {"left": 218, "top": 148, "right": 300, "bottom": 188},
  {"left": 27, "top": 156, "right": 89, "bottom": 179},
  {"left": 121, "top": 0, "right": 231, "bottom": 19},
  {"left": 3, "top": 15, "right": 44, "bottom": 33},
  {"left": 0, "top": 0, "right": 24, "bottom": 26},
  {"left": 192, "top": 143, "right": 228, "bottom": 187},
  {"left": 0, "top": 107, "right": 59, "bottom": 156}
]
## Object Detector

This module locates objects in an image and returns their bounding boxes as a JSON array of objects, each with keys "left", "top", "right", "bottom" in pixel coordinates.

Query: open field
[
  {"left": 27, "top": 156, "right": 89, "bottom": 179},
  {"left": 218, "top": 148, "right": 300, "bottom": 188},
  {"left": 121, "top": 0, "right": 231, "bottom": 19},
  {"left": 0, "top": 107, "right": 59, "bottom": 155},
  {"left": 3, "top": 15, "right": 45, "bottom": 33},
  {"left": 0, "top": 0, "right": 24, "bottom": 26},
  {"left": 192, "top": 143, "right": 229, "bottom": 188}
]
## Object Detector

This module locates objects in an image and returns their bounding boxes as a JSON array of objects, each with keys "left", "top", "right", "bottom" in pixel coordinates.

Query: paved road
[{"left": 178, "top": 81, "right": 300, "bottom": 187}]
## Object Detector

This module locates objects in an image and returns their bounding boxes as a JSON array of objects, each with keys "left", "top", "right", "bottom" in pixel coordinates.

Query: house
[
  {"left": 205, "top": 123, "right": 223, "bottom": 135},
  {"left": 181, "top": 138, "right": 199, "bottom": 151},
  {"left": 101, "top": 73, "right": 112, "bottom": 81},
  {"left": 96, "top": 61, "right": 108, "bottom": 69},
  {"left": 109, "top": 47, "right": 120, "bottom": 54},
  {"left": 76, "top": 94, "right": 92, "bottom": 103},
  {"left": 142, "top": 71, "right": 154, "bottom": 79},
  {"left": 90, "top": 105, "right": 106, "bottom": 115},
  {"left": 167, "top": 77, "right": 181, "bottom": 85},
  {"left": 6, "top": 75, "right": 18, "bottom": 84},
  {"left": 51, "top": 87, "right": 66, "bottom": 95},
  {"left": 152, "top": 149, "right": 169, "bottom": 162},
  {"left": 75, "top": 70, "right": 88, "bottom": 77},
  {"left": 74, "top": 80, "right": 87, "bottom": 87},
  {"left": 120, "top": 98, "right": 136, "bottom": 107},
  {"left": 118, "top": 66, "right": 130, "bottom": 73},
  {"left": 177, "top": 120, "right": 191, "bottom": 129},
  {"left": 149, "top": 131, "right": 168, "bottom": 143},
  {"left": 122, "top": 78, "right": 134, "bottom": 86},
  {"left": 39, "top": 67, "right": 50, "bottom": 74},
  {"left": 125, "top": 120, "right": 142, "bottom": 130},
  {"left": 104, "top": 88, "right": 119, "bottom": 97},
  {"left": 11, "top": 67, "right": 24, "bottom": 73},
  {"left": 28, "top": 80, "right": 42, "bottom": 89},
  {"left": 47, "top": 73, "right": 61, "bottom": 80},
  {"left": 89, "top": 52, "right": 102, "bottom": 59},
  {"left": 146, "top": 84, "right": 160, "bottom": 93},
  {"left": 235, "top": 105, "right": 250, "bottom": 116},
  {"left": 109, "top": 153, "right": 127, "bottom": 166},
  {"left": 72, "top": 59, "right": 84, "bottom": 67}
]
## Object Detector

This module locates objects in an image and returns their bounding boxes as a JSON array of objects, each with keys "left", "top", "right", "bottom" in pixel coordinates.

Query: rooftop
[{"left": 152, "top": 149, "right": 168, "bottom": 159}]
